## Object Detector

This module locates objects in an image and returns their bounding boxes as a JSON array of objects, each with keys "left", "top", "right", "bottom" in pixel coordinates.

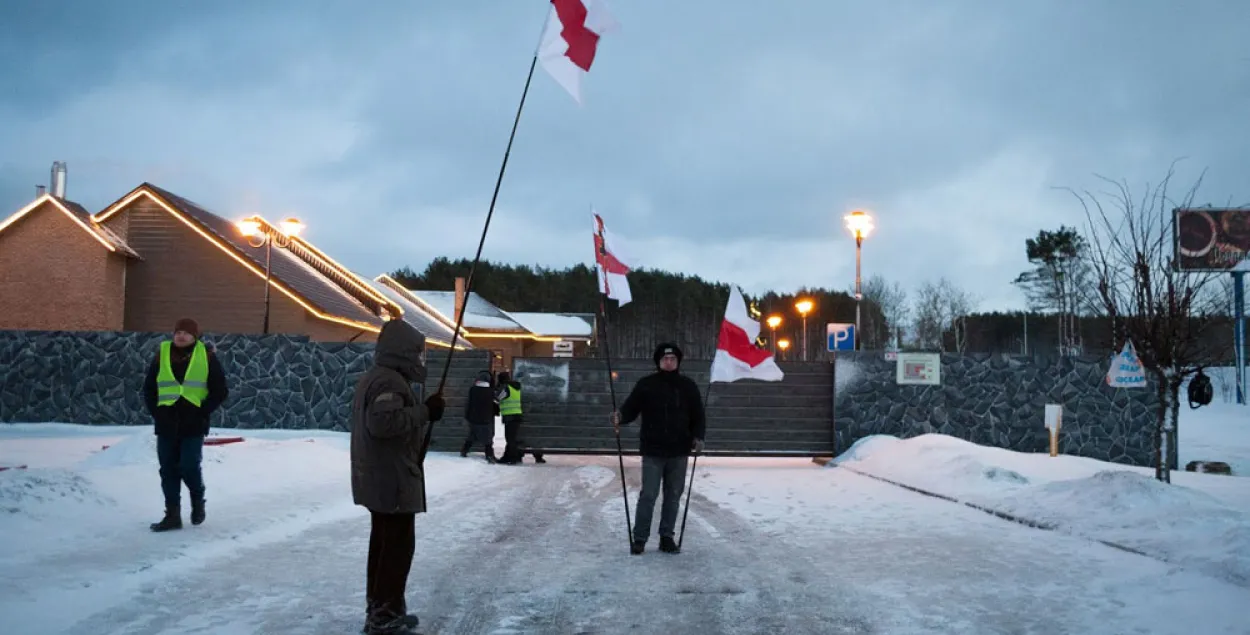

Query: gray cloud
[{"left": 1, "top": 0, "right": 1247, "bottom": 313}]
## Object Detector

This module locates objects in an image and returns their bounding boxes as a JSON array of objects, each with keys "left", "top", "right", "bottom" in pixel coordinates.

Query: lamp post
[
  {"left": 844, "top": 210, "right": 874, "bottom": 351},
  {"left": 777, "top": 338, "right": 791, "bottom": 361},
  {"left": 794, "top": 299, "right": 813, "bottom": 361},
  {"left": 235, "top": 215, "right": 304, "bottom": 334},
  {"left": 766, "top": 315, "right": 782, "bottom": 354}
]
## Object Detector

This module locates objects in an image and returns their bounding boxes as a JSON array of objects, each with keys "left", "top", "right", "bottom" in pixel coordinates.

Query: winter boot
[
  {"left": 459, "top": 440, "right": 471, "bottom": 457},
  {"left": 150, "top": 506, "right": 182, "bottom": 532},
  {"left": 533, "top": 453, "right": 547, "bottom": 464},
  {"left": 630, "top": 540, "right": 645, "bottom": 555},
  {"left": 363, "top": 610, "right": 419, "bottom": 634},
  {"left": 660, "top": 536, "right": 680, "bottom": 554},
  {"left": 190, "top": 498, "right": 206, "bottom": 526}
]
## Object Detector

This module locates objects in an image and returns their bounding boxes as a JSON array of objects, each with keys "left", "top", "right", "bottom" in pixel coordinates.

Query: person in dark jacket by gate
[
  {"left": 495, "top": 371, "right": 545, "bottom": 464},
  {"left": 143, "top": 318, "right": 229, "bottom": 532},
  {"left": 460, "top": 370, "right": 498, "bottom": 463},
  {"left": 350, "top": 319, "right": 445, "bottom": 635},
  {"left": 611, "top": 342, "right": 706, "bottom": 555}
]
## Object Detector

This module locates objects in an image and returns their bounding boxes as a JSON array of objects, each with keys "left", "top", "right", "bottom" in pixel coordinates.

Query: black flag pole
[
  {"left": 597, "top": 223, "right": 633, "bottom": 548},
  {"left": 677, "top": 376, "right": 714, "bottom": 550},
  {"left": 418, "top": 52, "right": 540, "bottom": 467}
]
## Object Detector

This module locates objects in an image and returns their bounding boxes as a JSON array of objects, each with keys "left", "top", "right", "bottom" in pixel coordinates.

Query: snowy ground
[{"left": 1, "top": 405, "right": 1247, "bottom": 635}]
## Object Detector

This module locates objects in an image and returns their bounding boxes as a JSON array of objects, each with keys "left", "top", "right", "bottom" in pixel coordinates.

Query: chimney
[
  {"left": 50, "top": 161, "right": 67, "bottom": 198},
  {"left": 454, "top": 276, "right": 467, "bottom": 322},
  {"left": 35, "top": 184, "right": 46, "bottom": 198}
]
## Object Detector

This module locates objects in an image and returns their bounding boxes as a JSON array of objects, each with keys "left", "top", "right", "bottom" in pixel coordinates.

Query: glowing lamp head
[
  {"left": 795, "top": 299, "right": 814, "bottom": 316},
  {"left": 279, "top": 217, "right": 304, "bottom": 238},
  {"left": 777, "top": 338, "right": 791, "bottom": 351},
  {"left": 236, "top": 217, "right": 263, "bottom": 238},
  {"left": 845, "top": 209, "right": 874, "bottom": 240},
  {"left": 766, "top": 315, "right": 782, "bottom": 329}
]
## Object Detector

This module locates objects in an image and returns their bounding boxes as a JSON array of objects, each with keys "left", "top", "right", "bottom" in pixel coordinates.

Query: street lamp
[
  {"left": 766, "top": 315, "right": 782, "bottom": 354},
  {"left": 777, "top": 338, "right": 791, "bottom": 360},
  {"left": 236, "top": 215, "right": 304, "bottom": 334},
  {"left": 794, "top": 299, "right": 814, "bottom": 361},
  {"left": 844, "top": 210, "right": 874, "bottom": 351}
]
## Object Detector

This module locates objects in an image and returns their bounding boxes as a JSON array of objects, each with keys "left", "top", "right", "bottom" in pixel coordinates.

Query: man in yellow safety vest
[
  {"left": 143, "top": 318, "right": 229, "bottom": 532},
  {"left": 495, "top": 371, "right": 545, "bottom": 465}
]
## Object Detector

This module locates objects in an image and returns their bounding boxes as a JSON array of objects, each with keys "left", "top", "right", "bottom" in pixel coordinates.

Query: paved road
[{"left": 56, "top": 456, "right": 1248, "bottom": 634}]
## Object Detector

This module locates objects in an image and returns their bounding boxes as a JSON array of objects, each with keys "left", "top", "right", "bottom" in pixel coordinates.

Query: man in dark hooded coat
[{"left": 350, "top": 319, "right": 445, "bottom": 635}]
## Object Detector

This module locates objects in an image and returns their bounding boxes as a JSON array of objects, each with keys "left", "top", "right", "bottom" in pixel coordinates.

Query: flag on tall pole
[
  {"left": 424, "top": 2, "right": 616, "bottom": 469},
  {"left": 538, "top": 0, "right": 618, "bottom": 104},
  {"left": 711, "top": 286, "right": 785, "bottom": 383},
  {"left": 593, "top": 210, "right": 634, "bottom": 306}
]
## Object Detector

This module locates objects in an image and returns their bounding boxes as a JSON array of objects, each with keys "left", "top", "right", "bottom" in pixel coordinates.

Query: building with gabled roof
[
  {"left": 0, "top": 193, "right": 142, "bottom": 331},
  {"left": 1, "top": 166, "right": 597, "bottom": 356}
]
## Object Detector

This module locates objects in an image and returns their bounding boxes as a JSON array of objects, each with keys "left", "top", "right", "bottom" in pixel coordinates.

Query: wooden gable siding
[
  {"left": 0, "top": 200, "right": 125, "bottom": 331},
  {"left": 101, "top": 197, "right": 353, "bottom": 338}
]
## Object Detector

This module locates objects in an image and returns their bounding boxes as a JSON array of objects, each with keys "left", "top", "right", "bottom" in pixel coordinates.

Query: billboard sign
[
  {"left": 1174, "top": 207, "right": 1250, "bottom": 271},
  {"left": 896, "top": 352, "right": 941, "bottom": 385}
]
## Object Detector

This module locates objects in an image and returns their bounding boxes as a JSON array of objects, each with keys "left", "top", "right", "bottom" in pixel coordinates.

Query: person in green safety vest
[
  {"left": 495, "top": 371, "right": 545, "bottom": 465},
  {"left": 142, "top": 318, "right": 229, "bottom": 532}
]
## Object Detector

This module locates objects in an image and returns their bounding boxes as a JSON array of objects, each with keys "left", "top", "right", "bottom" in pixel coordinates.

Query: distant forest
[{"left": 390, "top": 256, "right": 1240, "bottom": 363}]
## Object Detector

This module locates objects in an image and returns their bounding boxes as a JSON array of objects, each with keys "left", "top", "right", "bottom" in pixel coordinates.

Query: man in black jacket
[
  {"left": 611, "top": 342, "right": 706, "bottom": 555},
  {"left": 460, "top": 371, "right": 498, "bottom": 463},
  {"left": 142, "top": 318, "right": 229, "bottom": 532}
]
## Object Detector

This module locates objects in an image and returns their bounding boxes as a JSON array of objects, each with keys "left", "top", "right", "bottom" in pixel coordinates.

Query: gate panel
[{"left": 513, "top": 357, "right": 834, "bottom": 456}]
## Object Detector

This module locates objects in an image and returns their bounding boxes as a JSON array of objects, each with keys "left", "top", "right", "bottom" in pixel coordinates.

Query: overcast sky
[{"left": 1, "top": 1, "right": 1247, "bottom": 311}]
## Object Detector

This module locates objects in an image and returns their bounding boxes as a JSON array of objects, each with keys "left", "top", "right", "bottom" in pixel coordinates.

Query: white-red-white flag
[
  {"left": 538, "top": 0, "right": 618, "bottom": 104},
  {"left": 593, "top": 210, "right": 633, "bottom": 305},
  {"left": 711, "top": 286, "right": 785, "bottom": 383}
]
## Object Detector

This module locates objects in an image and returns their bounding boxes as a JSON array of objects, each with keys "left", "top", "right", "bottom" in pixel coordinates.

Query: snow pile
[
  {"left": 992, "top": 470, "right": 1250, "bottom": 585},
  {"left": 833, "top": 432, "right": 1250, "bottom": 585},
  {"left": 0, "top": 469, "right": 114, "bottom": 517},
  {"left": 77, "top": 432, "right": 157, "bottom": 470}
]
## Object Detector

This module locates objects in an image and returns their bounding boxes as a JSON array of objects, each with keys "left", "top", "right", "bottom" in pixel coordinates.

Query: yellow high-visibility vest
[
  {"left": 499, "top": 385, "right": 522, "bottom": 416},
  {"left": 156, "top": 340, "right": 210, "bottom": 407}
]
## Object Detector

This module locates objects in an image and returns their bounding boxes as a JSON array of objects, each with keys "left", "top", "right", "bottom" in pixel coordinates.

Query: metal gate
[{"left": 512, "top": 357, "right": 834, "bottom": 457}]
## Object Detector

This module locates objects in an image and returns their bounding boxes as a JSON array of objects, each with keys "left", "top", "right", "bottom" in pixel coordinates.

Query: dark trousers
[
  {"left": 460, "top": 420, "right": 495, "bottom": 458},
  {"left": 501, "top": 415, "right": 543, "bottom": 462},
  {"left": 633, "top": 454, "right": 688, "bottom": 543},
  {"left": 157, "top": 434, "right": 205, "bottom": 509},
  {"left": 367, "top": 511, "right": 416, "bottom": 620}
]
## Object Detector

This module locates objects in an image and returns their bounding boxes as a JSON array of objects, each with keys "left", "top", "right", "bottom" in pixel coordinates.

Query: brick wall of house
[{"left": 0, "top": 201, "right": 126, "bottom": 331}]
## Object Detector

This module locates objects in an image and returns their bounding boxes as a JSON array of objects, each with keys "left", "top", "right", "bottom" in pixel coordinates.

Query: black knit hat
[{"left": 653, "top": 342, "right": 683, "bottom": 368}]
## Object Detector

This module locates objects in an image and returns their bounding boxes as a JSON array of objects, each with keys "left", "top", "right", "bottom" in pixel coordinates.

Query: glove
[
  {"left": 692, "top": 438, "right": 705, "bottom": 453},
  {"left": 424, "top": 392, "right": 446, "bottom": 422}
]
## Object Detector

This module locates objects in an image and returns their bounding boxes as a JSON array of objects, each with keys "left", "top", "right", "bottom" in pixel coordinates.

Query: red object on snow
[
  {"left": 0, "top": 465, "right": 29, "bottom": 472},
  {"left": 204, "top": 437, "right": 245, "bottom": 446}
]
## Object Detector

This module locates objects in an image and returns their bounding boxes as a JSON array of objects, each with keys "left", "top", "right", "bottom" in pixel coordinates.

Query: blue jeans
[
  {"left": 633, "top": 455, "right": 688, "bottom": 543},
  {"left": 157, "top": 435, "right": 205, "bottom": 509}
]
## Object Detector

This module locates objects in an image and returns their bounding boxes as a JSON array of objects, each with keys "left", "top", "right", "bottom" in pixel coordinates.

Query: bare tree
[
  {"left": 912, "top": 278, "right": 977, "bottom": 352},
  {"left": 1073, "top": 164, "right": 1224, "bottom": 483},
  {"left": 861, "top": 275, "right": 909, "bottom": 349}
]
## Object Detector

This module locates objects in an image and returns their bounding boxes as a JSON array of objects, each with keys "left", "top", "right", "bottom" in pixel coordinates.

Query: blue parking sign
[{"left": 826, "top": 323, "right": 856, "bottom": 352}]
